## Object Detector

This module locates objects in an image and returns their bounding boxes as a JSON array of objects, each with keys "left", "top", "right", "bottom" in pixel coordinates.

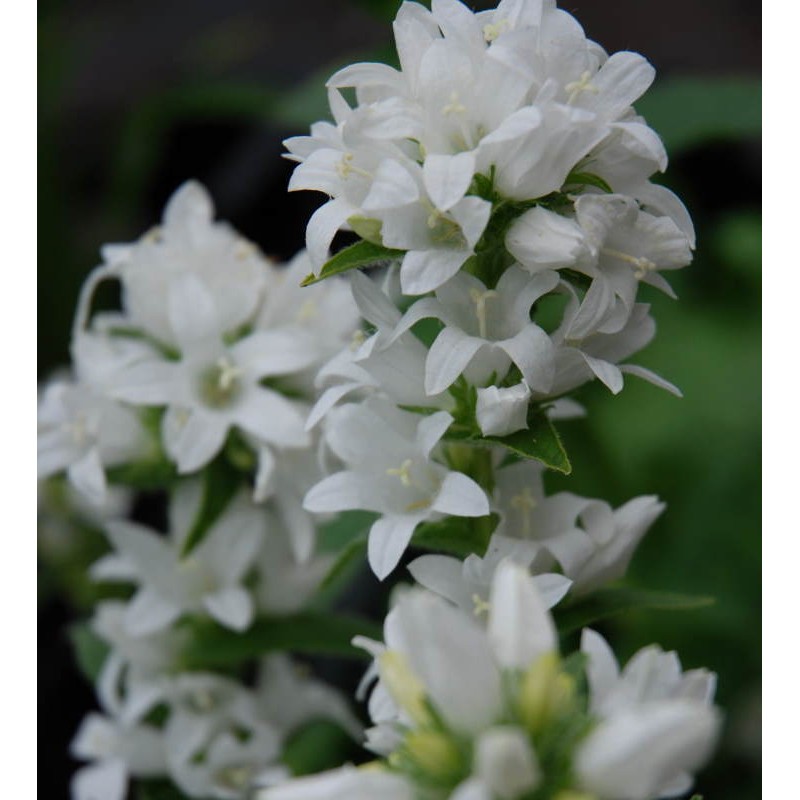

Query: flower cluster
[
  {"left": 283, "top": 0, "right": 694, "bottom": 579},
  {"left": 39, "top": 1, "right": 724, "bottom": 798},
  {"left": 258, "top": 562, "right": 720, "bottom": 800},
  {"left": 38, "top": 183, "right": 364, "bottom": 800},
  {"left": 287, "top": 0, "right": 692, "bottom": 398}
]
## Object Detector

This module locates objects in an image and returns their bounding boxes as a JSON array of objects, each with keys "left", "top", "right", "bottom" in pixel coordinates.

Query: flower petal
[{"left": 368, "top": 514, "right": 423, "bottom": 580}]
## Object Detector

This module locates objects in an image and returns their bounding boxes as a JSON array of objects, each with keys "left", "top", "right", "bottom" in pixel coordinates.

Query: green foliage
[
  {"left": 554, "top": 587, "right": 715, "bottom": 637},
  {"left": 487, "top": 411, "right": 572, "bottom": 475},
  {"left": 69, "top": 623, "right": 109, "bottom": 685},
  {"left": 136, "top": 780, "right": 196, "bottom": 800},
  {"left": 283, "top": 720, "right": 358, "bottom": 776},
  {"left": 180, "top": 457, "right": 242, "bottom": 557},
  {"left": 180, "top": 612, "right": 381, "bottom": 668},
  {"left": 563, "top": 171, "right": 614, "bottom": 194},
  {"left": 300, "top": 240, "right": 404, "bottom": 286},
  {"left": 412, "top": 514, "right": 499, "bottom": 558},
  {"left": 637, "top": 77, "right": 761, "bottom": 152}
]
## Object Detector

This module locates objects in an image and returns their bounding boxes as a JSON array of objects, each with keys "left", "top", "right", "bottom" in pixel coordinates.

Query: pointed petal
[
  {"left": 400, "top": 248, "right": 469, "bottom": 296},
  {"left": 432, "top": 472, "right": 490, "bottom": 517},
  {"left": 67, "top": 448, "right": 107, "bottom": 506},
  {"left": 168, "top": 274, "right": 220, "bottom": 350},
  {"left": 498, "top": 325, "right": 555, "bottom": 393},
  {"left": 488, "top": 560, "right": 557, "bottom": 669},
  {"left": 203, "top": 587, "right": 254, "bottom": 631},
  {"left": 368, "top": 514, "right": 422, "bottom": 580},
  {"left": 235, "top": 389, "right": 309, "bottom": 449},
  {"left": 425, "top": 327, "right": 484, "bottom": 394},
  {"left": 125, "top": 588, "right": 182, "bottom": 636},
  {"left": 424, "top": 151, "right": 476, "bottom": 212}
]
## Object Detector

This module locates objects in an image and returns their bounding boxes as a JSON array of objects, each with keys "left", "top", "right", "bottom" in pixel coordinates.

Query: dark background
[{"left": 39, "top": 0, "right": 761, "bottom": 797}]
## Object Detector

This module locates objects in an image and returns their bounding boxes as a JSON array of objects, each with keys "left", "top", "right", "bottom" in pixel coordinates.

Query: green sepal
[
  {"left": 554, "top": 587, "right": 716, "bottom": 636},
  {"left": 300, "top": 240, "right": 404, "bottom": 287},
  {"left": 563, "top": 170, "right": 614, "bottom": 194},
  {"left": 179, "top": 612, "right": 381, "bottom": 668},
  {"left": 347, "top": 215, "right": 384, "bottom": 245}
]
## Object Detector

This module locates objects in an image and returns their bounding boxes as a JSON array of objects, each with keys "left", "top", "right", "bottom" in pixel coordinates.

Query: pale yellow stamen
[
  {"left": 296, "top": 298, "right": 317, "bottom": 323},
  {"left": 387, "top": 458, "right": 414, "bottom": 487},
  {"left": 336, "top": 152, "right": 372, "bottom": 180},
  {"left": 442, "top": 90, "right": 467, "bottom": 116},
  {"left": 601, "top": 247, "right": 657, "bottom": 279},
  {"left": 349, "top": 329, "right": 367, "bottom": 351},
  {"left": 142, "top": 226, "right": 163, "bottom": 243},
  {"left": 472, "top": 593, "right": 491, "bottom": 616},
  {"left": 483, "top": 18, "right": 509, "bottom": 42},
  {"left": 215, "top": 357, "right": 242, "bottom": 392},
  {"left": 565, "top": 71, "right": 599, "bottom": 104},
  {"left": 469, "top": 288, "right": 498, "bottom": 339},
  {"left": 510, "top": 487, "right": 537, "bottom": 537}
]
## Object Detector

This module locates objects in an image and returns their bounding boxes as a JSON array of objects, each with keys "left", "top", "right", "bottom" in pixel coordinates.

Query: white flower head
[
  {"left": 305, "top": 398, "right": 489, "bottom": 579},
  {"left": 103, "top": 181, "right": 267, "bottom": 347},
  {"left": 93, "top": 482, "right": 263, "bottom": 633},
  {"left": 110, "top": 274, "right": 314, "bottom": 473}
]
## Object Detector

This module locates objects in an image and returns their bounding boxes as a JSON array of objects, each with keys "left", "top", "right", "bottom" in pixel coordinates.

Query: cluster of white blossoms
[
  {"left": 258, "top": 562, "right": 720, "bottom": 800},
  {"left": 37, "top": 182, "right": 367, "bottom": 800},
  {"left": 39, "top": 1, "right": 724, "bottom": 798}
]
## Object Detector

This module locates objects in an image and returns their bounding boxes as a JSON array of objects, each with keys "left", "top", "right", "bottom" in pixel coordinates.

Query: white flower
[
  {"left": 254, "top": 250, "right": 361, "bottom": 395},
  {"left": 101, "top": 181, "right": 267, "bottom": 347},
  {"left": 253, "top": 506, "right": 332, "bottom": 613},
  {"left": 307, "top": 269, "right": 452, "bottom": 429},
  {"left": 305, "top": 398, "right": 489, "bottom": 579},
  {"left": 93, "top": 483, "right": 263, "bottom": 633},
  {"left": 255, "top": 655, "right": 362, "bottom": 741},
  {"left": 474, "top": 726, "right": 541, "bottom": 799},
  {"left": 163, "top": 676, "right": 284, "bottom": 800},
  {"left": 492, "top": 460, "right": 664, "bottom": 593},
  {"left": 548, "top": 287, "right": 681, "bottom": 397},
  {"left": 408, "top": 534, "right": 571, "bottom": 618},
  {"left": 506, "top": 205, "right": 589, "bottom": 273},
  {"left": 475, "top": 381, "right": 531, "bottom": 436},
  {"left": 575, "top": 628, "right": 720, "bottom": 800},
  {"left": 37, "top": 377, "right": 146, "bottom": 506},
  {"left": 254, "top": 765, "right": 415, "bottom": 800},
  {"left": 71, "top": 710, "right": 166, "bottom": 800},
  {"left": 390, "top": 266, "right": 558, "bottom": 395},
  {"left": 380, "top": 189, "right": 492, "bottom": 295},
  {"left": 110, "top": 274, "right": 313, "bottom": 473}
]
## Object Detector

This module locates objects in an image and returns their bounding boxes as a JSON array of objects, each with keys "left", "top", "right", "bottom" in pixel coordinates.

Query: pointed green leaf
[
  {"left": 554, "top": 587, "right": 716, "bottom": 636},
  {"left": 564, "top": 171, "right": 613, "bottom": 194},
  {"left": 180, "top": 457, "right": 242, "bottom": 558},
  {"left": 301, "top": 240, "right": 404, "bottom": 286},
  {"left": 180, "top": 612, "right": 381, "bottom": 668},
  {"left": 69, "top": 623, "right": 109, "bottom": 684},
  {"left": 487, "top": 412, "right": 572, "bottom": 475}
]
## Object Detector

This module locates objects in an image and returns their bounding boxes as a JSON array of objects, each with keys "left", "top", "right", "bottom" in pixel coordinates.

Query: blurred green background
[{"left": 39, "top": 0, "right": 760, "bottom": 797}]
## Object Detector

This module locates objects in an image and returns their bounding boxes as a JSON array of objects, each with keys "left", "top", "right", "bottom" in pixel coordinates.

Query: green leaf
[
  {"left": 283, "top": 720, "right": 357, "bottom": 776},
  {"left": 69, "top": 623, "right": 109, "bottom": 684},
  {"left": 412, "top": 514, "right": 499, "bottom": 558},
  {"left": 301, "top": 240, "right": 404, "bottom": 286},
  {"left": 136, "top": 779, "right": 193, "bottom": 800},
  {"left": 180, "top": 612, "right": 381, "bottom": 668},
  {"left": 564, "top": 171, "right": 613, "bottom": 194},
  {"left": 487, "top": 412, "right": 572, "bottom": 475},
  {"left": 106, "top": 459, "right": 178, "bottom": 490},
  {"left": 180, "top": 458, "right": 242, "bottom": 558},
  {"left": 636, "top": 77, "right": 761, "bottom": 153},
  {"left": 554, "top": 587, "right": 716, "bottom": 636}
]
